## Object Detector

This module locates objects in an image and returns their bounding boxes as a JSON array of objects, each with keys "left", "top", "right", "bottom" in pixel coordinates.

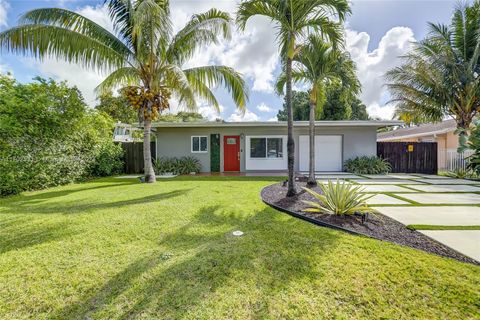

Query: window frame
[
  {"left": 249, "top": 137, "right": 284, "bottom": 159},
  {"left": 191, "top": 136, "right": 208, "bottom": 153}
]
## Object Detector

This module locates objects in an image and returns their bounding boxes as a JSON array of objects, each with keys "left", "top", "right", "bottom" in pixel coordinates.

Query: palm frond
[
  {"left": 96, "top": 66, "right": 141, "bottom": 95},
  {"left": 19, "top": 8, "right": 131, "bottom": 57},
  {"left": 167, "top": 9, "right": 231, "bottom": 65},
  {"left": 0, "top": 24, "right": 125, "bottom": 71},
  {"left": 236, "top": 0, "right": 281, "bottom": 30},
  {"left": 183, "top": 66, "right": 248, "bottom": 111}
]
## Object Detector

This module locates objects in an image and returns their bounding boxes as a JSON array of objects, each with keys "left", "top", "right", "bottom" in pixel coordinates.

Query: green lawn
[{"left": 0, "top": 177, "right": 478, "bottom": 319}]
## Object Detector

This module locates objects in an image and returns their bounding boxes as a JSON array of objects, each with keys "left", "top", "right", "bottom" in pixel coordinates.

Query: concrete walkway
[
  {"left": 376, "top": 206, "right": 480, "bottom": 225},
  {"left": 419, "top": 231, "right": 480, "bottom": 261},
  {"left": 352, "top": 174, "right": 480, "bottom": 262}
]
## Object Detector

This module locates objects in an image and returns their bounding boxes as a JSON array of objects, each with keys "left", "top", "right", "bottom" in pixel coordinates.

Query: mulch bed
[{"left": 261, "top": 180, "right": 479, "bottom": 265}]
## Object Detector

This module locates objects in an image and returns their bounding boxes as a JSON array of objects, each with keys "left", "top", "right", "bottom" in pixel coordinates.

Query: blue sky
[{"left": 0, "top": 0, "right": 460, "bottom": 121}]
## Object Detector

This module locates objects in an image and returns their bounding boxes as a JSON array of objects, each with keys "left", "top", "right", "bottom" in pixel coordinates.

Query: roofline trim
[
  {"left": 377, "top": 128, "right": 454, "bottom": 141},
  {"left": 142, "top": 120, "right": 403, "bottom": 128}
]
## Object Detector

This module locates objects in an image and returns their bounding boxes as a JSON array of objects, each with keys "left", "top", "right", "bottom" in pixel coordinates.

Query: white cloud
[
  {"left": 198, "top": 104, "right": 224, "bottom": 121},
  {"left": 367, "top": 102, "right": 395, "bottom": 120},
  {"left": 267, "top": 117, "right": 278, "bottom": 122},
  {"left": 76, "top": 4, "right": 114, "bottom": 33},
  {"left": 346, "top": 26, "right": 415, "bottom": 119},
  {"left": 256, "top": 102, "right": 273, "bottom": 112},
  {"left": 0, "top": 0, "right": 9, "bottom": 28},
  {"left": 227, "top": 109, "right": 259, "bottom": 122}
]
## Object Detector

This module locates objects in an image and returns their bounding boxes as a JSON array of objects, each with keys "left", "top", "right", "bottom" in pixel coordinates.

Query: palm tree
[
  {"left": 277, "top": 36, "right": 358, "bottom": 186},
  {"left": 386, "top": 1, "right": 480, "bottom": 148},
  {"left": 237, "top": 0, "right": 350, "bottom": 196},
  {"left": 0, "top": 0, "right": 248, "bottom": 183}
]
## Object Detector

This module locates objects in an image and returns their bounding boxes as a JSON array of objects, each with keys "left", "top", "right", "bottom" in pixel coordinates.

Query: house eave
[
  {"left": 136, "top": 120, "right": 403, "bottom": 129},
  {"left": 377, "top": 127, "right": 455, "bottom": 141}
]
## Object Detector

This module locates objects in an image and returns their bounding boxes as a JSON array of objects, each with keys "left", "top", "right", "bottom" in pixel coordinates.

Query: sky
[{"left": 0, "top": 0, "right": 461, "bottom": 121}]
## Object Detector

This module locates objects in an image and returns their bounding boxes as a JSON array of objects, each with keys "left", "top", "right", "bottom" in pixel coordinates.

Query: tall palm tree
[
  {"left": 386, "top": 1, "right": 480, "bottom": 148},
  {"left": 277, "top": 36, "right": 358, "bottom": 186},
  {"left": 237, "top": 0, "right": 350, "bottom": 196},
  {"left": 0, "top": 0, "right": 248, "bottom": 183}
]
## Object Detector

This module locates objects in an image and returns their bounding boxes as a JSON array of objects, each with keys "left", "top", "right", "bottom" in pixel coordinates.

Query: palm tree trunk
[
  {"left": 286, "top": 57, "right": 296, "bottom": 196},
  {"left": 307, "top": 100, "right": 316, "bottom": 186},
  {"left": 143, "top": 119, "right": 156, "bottom": 183}
]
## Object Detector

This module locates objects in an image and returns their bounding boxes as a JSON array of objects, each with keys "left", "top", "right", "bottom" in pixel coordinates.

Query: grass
[
  {"left": 407, "top": 225, "right": 480, "bottom": 230},
  {"left": 0, "top": 176, "right": 479, "bottom": 319}
]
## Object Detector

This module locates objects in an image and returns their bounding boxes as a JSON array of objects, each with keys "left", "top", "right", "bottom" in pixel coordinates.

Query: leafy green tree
[
  {"left": 277, "top": 91, "right": 310, "bottom": 121},
  {"left": 277, "top": 89, "right": 369, "bottom": 121},
  {"left": 237, "top": 0, "right": 349, "bottom": 196},
  {"left": 0, "top": 75, "right": 122, "bottom": 195},
  {"left": 0, "top": 0, "right": 248, "bottom": 183},
  {"left": 277, "top": 36, "right": 342, "bottom": 185},
  {"left": 95, "top": 93, "right": 137, "bottom": 124},
  {"left": 157, "top": 112, "right": 205, "bottom": 122},
  {"left": 350, "top": 98, "right": 369, "bottom": 120},
  {"left": 386, "top": 1, "right": 480, "bottom": 147}
]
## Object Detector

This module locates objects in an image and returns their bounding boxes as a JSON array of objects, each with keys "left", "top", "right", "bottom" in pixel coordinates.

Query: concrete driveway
[{"left": 317, "top": 173, "right": 480, "bottom": 262}]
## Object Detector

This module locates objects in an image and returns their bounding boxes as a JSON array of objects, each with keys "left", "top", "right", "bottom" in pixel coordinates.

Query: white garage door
[{"left": 299, "top": 135, "right": 342, "bottom": 172}]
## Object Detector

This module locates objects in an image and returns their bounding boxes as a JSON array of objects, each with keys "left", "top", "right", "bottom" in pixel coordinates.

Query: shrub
[
  {"left": 344, "top": 156, "right": 391, "bottom": 174},
  {"left": 88, "top": 143, "right": 124, "bottom": 177},
  {"left": 442, "top": 168, "right": 477, "bottom": 179},
  {"left": 302, "top": 180, "right": 373, "bottom": 215},
  {"left": 153, "top": 156, "right": 201, "bottom": 175},
  {"left": 176, "top": 156, "right": 201, "bottom": 174},
  {"left": 465, "top": 120, "right": 480, "bottom": 176},
  {"left": 0, "top": 76, "right": 124, "bottom": 196},
  {"left": 153, "top": 157, "right": 179, "bottom": 175}
]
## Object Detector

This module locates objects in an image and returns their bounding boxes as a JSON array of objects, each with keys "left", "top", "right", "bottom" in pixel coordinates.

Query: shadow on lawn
[
  {"left": 0, "top": 217, "right": 75, "bottom": 254},
  {"left": 55, "top": 205, "right": 339, "bottom": 319},
  {"left": 0, "top": 189, "right": 191, "bottom": 215},
  {"left": 0, "top": 179, "right": 139, "bottom": 206}
]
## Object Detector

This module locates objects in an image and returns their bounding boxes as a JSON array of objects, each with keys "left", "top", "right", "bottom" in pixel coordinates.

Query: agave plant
[{"left": 302, "top": 179, "right": 373, "bottom": 215}]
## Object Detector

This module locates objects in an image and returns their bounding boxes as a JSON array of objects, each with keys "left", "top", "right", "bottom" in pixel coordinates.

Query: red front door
[{"left": 224, "top": 135, "right": 240, "bottom": 171}]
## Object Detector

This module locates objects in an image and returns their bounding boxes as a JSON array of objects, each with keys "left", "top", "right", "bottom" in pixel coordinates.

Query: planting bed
[{"left": 261, "top": 181, "right": 478, "bottom": 264}]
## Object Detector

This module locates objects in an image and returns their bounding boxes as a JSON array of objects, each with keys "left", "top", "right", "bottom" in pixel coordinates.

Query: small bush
[
  {"left": 344, "top": 156, "right": 391, "bottom": 174},
  {"left": 302, "top": 180, "right": 373, "bottom": 215},
  {"left": 153, "top": 156, "right": 201, "bottom": 175},
  {"left": 88, "top": 143, "right": 124, "bottom": 177},
  {"left": 176, "top": 156, "right": 202, "bottom": 174}
]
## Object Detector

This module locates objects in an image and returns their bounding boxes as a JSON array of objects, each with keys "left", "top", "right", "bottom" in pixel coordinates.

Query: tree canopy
[{"left": 277, "top": 90, "right": 369, "bottom": 121}]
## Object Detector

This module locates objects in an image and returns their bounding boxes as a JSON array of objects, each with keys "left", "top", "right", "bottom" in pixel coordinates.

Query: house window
[
  {"left": 250, "top": 137, "right": 283, "bottom": 158},
  {"left": 191, "top": 136, "right": 208, "bottom": 153}
]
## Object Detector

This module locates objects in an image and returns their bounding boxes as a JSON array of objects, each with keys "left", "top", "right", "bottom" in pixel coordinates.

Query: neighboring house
[
  {"left": 113, "top": 123, "right": 137, "bottom": 142},
  {"left": 377, "top": 119, "right": 467, "bottom": 170},
  {"left": 149, "top": 120, "right": 401, "bottom": 173}
]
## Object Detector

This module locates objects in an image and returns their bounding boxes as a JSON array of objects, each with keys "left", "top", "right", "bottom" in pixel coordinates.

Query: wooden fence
[
  {"left": 377, "top": 142, "right": 438, "bottom": 174},
  {"left": 120, "top": 142, "right": 156, "bottom": 174}
]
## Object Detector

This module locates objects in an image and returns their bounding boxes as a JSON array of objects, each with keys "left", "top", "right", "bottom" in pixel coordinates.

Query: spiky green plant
[
  {"left": 302, "top": 179, "right": 373, "bottom": 215},
  {"left": 0, "top": 0, "right": 248, "bottom": 183},
  {"left": 237, "top": 0, "right": 350, "bottom": 196}
]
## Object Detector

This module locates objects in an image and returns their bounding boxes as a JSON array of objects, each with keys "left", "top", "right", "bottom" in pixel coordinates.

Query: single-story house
[
  {"left": 377, "top": 119, "right": 461, "bottom": 170},
  {"left": 151, "top": 120, "right": 401, "bottom": 173}
]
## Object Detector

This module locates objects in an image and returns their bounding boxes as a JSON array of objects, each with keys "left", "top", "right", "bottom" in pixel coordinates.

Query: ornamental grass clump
[{"left": 302, "top": 180, "right": 373, "bottom": 215}]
